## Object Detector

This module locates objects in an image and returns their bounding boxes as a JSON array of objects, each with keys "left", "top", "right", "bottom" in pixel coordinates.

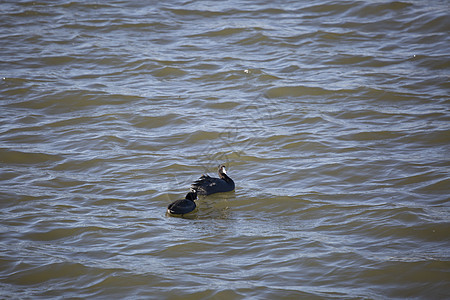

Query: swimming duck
[
  {"left": 191, "top": 165, "right": 235, "bottom": 195},
  {"left": 167, "top": 190, "right": 197, "bottom": 216}
]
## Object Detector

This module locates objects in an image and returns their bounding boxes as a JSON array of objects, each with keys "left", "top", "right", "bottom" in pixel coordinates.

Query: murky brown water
[{"left": 1, "top": 1, "right": 449, "bottom": 298}]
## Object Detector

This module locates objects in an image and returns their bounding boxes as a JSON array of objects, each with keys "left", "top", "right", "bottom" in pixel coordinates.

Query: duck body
[
  {"left": 167, "top": 191, "right": 197, "bottom": 215},
  {"left": 191, "top": 165, "right": 235, "bottom": 196}
]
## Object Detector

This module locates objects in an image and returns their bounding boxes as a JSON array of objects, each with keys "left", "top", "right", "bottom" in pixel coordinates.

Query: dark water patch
[
  {"left": 358, "top": 260, "right": 449, "bottom": 298},
  {"left": 23, "top": 225, "right": 105, "bottom": 242},
  {"left": 349, "top": 1, "right": 414, "bottom": 18},
  {"left": 5, "top": 90, "right": 144, "bottom": 115},
  {"left": 0, "top": 148, "right": 64, "bottom": 165},
  {"left": 414, "top": 177, "right": 450, "bottom": 197},
  {"left": 338, "top": 130, "right": 405, "bottom": 142},
  {"left": 191, "top": 27, "right": 249, "bottom": 38},
  {"left": 151, "top": 66, "right": 188, "bottom": 78},
  {"left": 5, "top": 262, "right": 95, "bottom": 286},
  {"left": 407, "top": 12, "right": 450, "bottom": 34},
  {"left": 301, "top": 2, "right": 355, "bottom": 16},
  {"left": 265, "top": 85, "right": 340, "bottom": 98}
]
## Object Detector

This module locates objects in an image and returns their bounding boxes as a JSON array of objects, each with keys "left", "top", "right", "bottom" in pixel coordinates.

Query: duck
[
  {"left": 191, "top": 165, "right": 235, "bottom": 195},
  {"left": 167, "top": 190, "right": 198, "bottom": 216}
]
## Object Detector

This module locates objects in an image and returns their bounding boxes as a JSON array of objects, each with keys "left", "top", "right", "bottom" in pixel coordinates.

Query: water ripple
[{"left": 1, "top": 0, "right": 449, "bottom": 298}]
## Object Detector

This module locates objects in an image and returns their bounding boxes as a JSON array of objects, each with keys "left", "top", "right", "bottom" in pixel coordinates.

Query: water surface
[{"left": 1, "top": 0, "right": 449, "bottom": 298}]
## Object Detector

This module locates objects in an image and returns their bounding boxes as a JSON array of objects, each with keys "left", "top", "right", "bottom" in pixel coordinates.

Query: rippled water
[{"left": 1, "top": 0, "right": 449, "bottom": 298}]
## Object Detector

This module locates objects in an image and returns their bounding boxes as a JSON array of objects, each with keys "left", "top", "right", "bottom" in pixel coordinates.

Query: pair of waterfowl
[{"left": 167, "top": 165, "right": 235, "bottom": 216}]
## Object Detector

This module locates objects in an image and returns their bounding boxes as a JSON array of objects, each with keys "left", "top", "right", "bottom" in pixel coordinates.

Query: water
[{"left": 1, "top": 0, "right": 449, "bottom": 298}]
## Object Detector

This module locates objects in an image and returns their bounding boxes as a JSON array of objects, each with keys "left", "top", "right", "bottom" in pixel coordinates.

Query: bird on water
[
  {"left": 191, "top": 165, "right": 235, "bottom": 196},
  {"left": 167, "top": 190, "right": 198, "bottom": 216}
]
